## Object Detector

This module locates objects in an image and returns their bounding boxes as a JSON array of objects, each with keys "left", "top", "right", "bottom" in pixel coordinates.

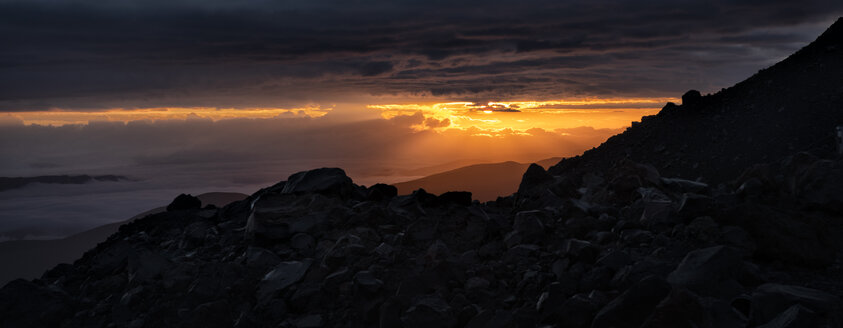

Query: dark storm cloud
[{"left": 1, "top": 0, "right": 842, "bottom": 110}]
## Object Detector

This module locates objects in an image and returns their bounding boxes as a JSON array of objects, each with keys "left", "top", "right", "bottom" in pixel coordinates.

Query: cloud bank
[{"left": 1, "top": 0, "right": 841, "bottom": 110}]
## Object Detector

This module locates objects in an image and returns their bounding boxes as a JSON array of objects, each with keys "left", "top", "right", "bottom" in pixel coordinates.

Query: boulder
[
  {"left": 246, "top": 193, "right": 337, "bottom": 243},
  {"left": 437, "top": 191, "right": 473, "bottom": 206},
  {"left": 167, "top": 193, "right": 201, "bottom": 211},
  {"left": 257, "top": 260, "right": 313, "bottom": 303},
  {"left": 660, "top": 178, "right": 709, "bottom": 194},
  {"left": 681, "top": 90, "right": 702, "bottom": 106},
  {"left": 565, "top": 239, "right": 599, "bottom": 264},
  {"left": 401, "top": 295, "right": 456, "bottom": 328},
  {"left": 639, "top": 288, "right": 711, "bottom": 328},
  {"left": 641, "top": 288, "right": 746, "bottom": 328},
  {"left": 517, "top": 163, "right": 553, "bottom": 194},
  {"left": 677, "top": 193, "right": 714, "bottom": 219},
  {"left": 127, "top": 250, "right": 172, "bottom": 283},
  {"left": 290, "top": 233, "right": 316, "bottom": 253},
  {"left": 738, "top": 204, "right": 835, "bottom": 267},
  {"left": 282, "top": 168, "right": 355, "bottom": 198},
  {"left": 372, "top": 242, "right": 395, "bottom": 259},
  {"left": 513, "top": 210, "right": 548, "bottom": 241},
  {"left": 295, "top": 314, "right": 325, "bottom": 328},
  {"left": 592, "top": 275, "right": 671, "bottom": 328},
  {"left": 465, "top": 309, "right": 514, "bottom": 328},
  {"left": 749, "top": 283, "right": 842, "bottom": 325},
  {"left": 684, "top": 216, "right": 720, "bottom": 243},
  {"left": 353, "top": 271, "right": 383, "bottom": 293},
  {"left": 186, "top": 300, "right": 233, "bottom": 327},
  {"left": 756, "top": 304, "right": 818, "bottom": 328},
  {"left": 554, "top": 293, "right": 603, "bottom": 328},
  {"left": 659, "top": 102, "right": 680, "bottom": 115},
  {"left": 667, "top": 246, "right": 743, "bottom": 298},
  {"left": 366, "top": 183, "right": 397, "bottom": 201},
  {"left": 244, "top": 246, "right": 281, "bottom": 270},
  {"left": 638, "top": 188, "right": 676, "bottom": 227},
  {"left": 595, "top": 250, "right": 631, "bottom": 271},
  {"left": 465, "top": 277, "right": 490, "bottom": 291},
  {"left": 792, "top": 158, "right": 843, "bottom": 212}
]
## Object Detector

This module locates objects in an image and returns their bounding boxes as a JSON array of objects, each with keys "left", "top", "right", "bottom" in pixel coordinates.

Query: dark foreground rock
[
  {"left": 1, "top": 156, "right": 842, "bottom": 327},
  {"left": 166, "top": 193, "right": 202, "bottom": 211}
]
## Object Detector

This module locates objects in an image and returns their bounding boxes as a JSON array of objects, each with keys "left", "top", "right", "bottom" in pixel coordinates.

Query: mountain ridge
[{"left": 547, "top": 17, "right": 843, "bottom": 184}]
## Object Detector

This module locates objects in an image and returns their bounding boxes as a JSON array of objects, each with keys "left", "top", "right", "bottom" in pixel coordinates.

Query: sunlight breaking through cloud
[{"left": 368, "top": 97, "right": 679, "bottom": 132}]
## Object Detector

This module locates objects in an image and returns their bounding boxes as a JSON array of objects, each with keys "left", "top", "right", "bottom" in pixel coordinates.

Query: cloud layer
[{"left": 1, "top": 0, "right": 841, "bottom": 110}]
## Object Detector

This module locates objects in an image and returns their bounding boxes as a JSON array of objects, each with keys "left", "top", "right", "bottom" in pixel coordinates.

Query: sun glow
[
  {"left": 368, "top": 97, "right": 678, "bottom": 133},
  {"left": 1, "top": 97, "right": 678, "bottom": 134}
]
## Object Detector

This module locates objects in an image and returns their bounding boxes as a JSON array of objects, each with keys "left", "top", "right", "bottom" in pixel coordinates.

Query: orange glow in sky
[
  {"left": 4, "top": 106, "right": 332, "bottom": 126},
  {"left": 2, "top": 97, "right": 678, "bottom": 132},
  {"left": 369, "top": 97, "right": 679, "bottom": 131}
]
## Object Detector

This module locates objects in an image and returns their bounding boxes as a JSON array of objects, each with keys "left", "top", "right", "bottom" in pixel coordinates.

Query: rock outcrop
[{"left": 0, "top": 155, "right": 841, "bottom": 327}]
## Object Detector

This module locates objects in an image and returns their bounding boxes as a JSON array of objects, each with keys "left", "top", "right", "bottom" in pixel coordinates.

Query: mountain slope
[
  {"left": 0, "top": 192, "right": 247, "bottom": 286},
  {"left": 548, "top": 17, "right": 843, "bottom": 184},
  {"left": 393, "top": 157, "right": 561, "bottom": 201}
]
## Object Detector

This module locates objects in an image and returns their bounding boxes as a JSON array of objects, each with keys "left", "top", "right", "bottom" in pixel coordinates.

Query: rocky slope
[
  {"left": 549, "top": 17, "right": 843, "bottom": 184},
  {"left": 2, "top": 159, "right": 841, "bottom": 327},
  {"left": 1, "top": 17, "right": 842, "bottom": 328},
  {"left": 0, "top": 192, "right": 247, "bottom": 286}
]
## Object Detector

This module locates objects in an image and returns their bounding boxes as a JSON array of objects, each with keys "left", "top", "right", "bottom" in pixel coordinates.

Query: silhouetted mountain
[
  {"left": 0, "top": 175, "right": 130, "bottom": 192},
  {"left": 1, "top": 18, "right": 843, "bottom": 328},
  {"left": 0, "top": 192, "right": 247, "bottom": 286},
  {"left": 393, "top": 158, "right": 561, "bottom": 201},
  {"left": 548, "top": 17, "right": 843, "bottom": 184}
]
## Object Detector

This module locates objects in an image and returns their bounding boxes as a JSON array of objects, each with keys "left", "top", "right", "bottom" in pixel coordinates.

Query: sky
[{"left": 1, "top": 0, "right": 842, "bottom": 239}]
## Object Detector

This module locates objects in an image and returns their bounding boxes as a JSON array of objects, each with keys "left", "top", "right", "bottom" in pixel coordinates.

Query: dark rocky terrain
[
  {"left": 1, "top": 17, "right": 842, "bottom": 328},
  {"left": 550, "top": 16, "right": 843, "bottom": 184},
  {"left": 0, "top": 192, "right": 247, "bottom": 286},
  {"left": 0, "top": 175, "right": 130, "bottom": 192}
]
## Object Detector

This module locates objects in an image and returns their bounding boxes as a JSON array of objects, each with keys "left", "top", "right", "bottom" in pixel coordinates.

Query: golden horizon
[{"left": 1, "top": 97, "right": 678, "bottom": 132}]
